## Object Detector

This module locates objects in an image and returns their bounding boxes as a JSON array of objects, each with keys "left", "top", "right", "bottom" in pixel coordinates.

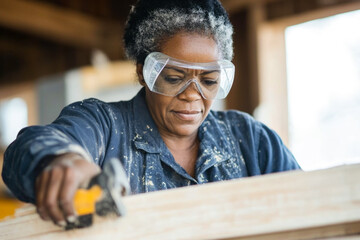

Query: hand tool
[{"left": 66, "top": 158, "right": 130, "bottom": 230}]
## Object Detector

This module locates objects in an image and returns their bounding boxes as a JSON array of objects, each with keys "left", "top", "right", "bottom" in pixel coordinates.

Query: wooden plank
[
  {"left": 80, "top": 61, "right": 138, "bottom": 94},
  {"left": 1, "top": 164, "right": 360, "bottom": 240},
  {"left": 0, "top": 0, "right": 123, "bottom": 57}
]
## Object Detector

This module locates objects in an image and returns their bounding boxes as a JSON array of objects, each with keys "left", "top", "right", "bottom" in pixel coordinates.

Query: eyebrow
[
  {"left": 164, "top": 66, "right": 186, "bottom": 74},
  {"left": 200, "top": 70, "right": 220, "bottom": 76},
  {"left": 164, "top": 67, "right": 220, "bottom": 75}
]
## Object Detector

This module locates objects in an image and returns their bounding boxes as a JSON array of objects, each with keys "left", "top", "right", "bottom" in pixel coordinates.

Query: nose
[{"left": 177, "top": 81, "right": 203, "bottom": 101}]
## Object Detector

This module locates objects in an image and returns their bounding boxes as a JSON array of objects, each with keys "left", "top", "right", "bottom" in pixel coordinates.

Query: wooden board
[{"left": 1, "top": 164, "right": 360, "bottom": 240}]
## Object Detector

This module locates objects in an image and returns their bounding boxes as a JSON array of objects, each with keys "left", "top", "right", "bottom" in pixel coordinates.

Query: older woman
[{"left": 2, "top": 0, "right": 300, "bottom": 227}]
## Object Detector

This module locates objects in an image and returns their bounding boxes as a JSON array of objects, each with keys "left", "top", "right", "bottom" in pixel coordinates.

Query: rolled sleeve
[{"left": 2, "top": 99, "right": 109, "bottom": 203}]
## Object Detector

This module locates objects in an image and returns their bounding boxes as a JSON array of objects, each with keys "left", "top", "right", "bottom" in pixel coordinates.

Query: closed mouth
[{"left": 172, "top": 110, "right": 202, "bottom": 121}]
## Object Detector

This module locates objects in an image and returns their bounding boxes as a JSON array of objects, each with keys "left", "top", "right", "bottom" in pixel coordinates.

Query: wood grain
[{"left": 1, "top": 164, "right": 359, "bottom": 240}]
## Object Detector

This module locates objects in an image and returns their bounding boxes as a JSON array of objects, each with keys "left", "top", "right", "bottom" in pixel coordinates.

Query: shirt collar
[
  {"left": 132, "top": 88, "right": 163, "bottom": 153},
  {"left": 196, "top": 111, "right": 236, "bottom": 174}
]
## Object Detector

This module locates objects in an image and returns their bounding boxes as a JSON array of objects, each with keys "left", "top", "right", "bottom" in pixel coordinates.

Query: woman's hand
[{"left": 35, "top": 153, "right": 101, "bottom": 227}]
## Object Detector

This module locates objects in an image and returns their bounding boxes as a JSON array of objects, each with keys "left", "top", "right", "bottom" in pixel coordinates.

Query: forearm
[
  {"left": 2, "top": 126, "right": 92, "bottom": 203},
  {"left": 2, "top": 99, "right": 111, "bottom": 203}
]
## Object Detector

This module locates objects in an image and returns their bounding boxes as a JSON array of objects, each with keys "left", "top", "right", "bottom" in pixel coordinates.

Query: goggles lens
[{"left": 143, "top": 52, "right": 235, "bottom": 99}]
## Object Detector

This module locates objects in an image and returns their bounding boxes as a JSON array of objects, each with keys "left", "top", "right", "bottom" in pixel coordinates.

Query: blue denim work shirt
[{"left": 2, "top": 88, "right": 300, "bottom": 203}]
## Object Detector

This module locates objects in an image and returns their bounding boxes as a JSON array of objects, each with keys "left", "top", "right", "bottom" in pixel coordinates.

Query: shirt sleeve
[
  {"left": 257, "top": 122, "right": 301, "bottom": 173},
  {"left": 1, "top": 99, "right": 110, "bottom": 203}
]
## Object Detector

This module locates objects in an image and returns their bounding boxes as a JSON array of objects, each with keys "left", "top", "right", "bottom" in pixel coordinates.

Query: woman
[{"left": 2, "top": 0, "right": 300, "bottom": 227}]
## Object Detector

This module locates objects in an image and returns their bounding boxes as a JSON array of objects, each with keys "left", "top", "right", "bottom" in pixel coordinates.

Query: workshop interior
[{"left": 1, "top": 0, "right": 360, "bottom": 221}]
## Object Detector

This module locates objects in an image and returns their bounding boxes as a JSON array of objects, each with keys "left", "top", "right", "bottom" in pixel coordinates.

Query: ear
[{"left": 136, "top": 64, "right": 146, "bottom": 86}]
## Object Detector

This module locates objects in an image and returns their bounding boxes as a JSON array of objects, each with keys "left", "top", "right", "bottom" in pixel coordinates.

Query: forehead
[{"left": 160, "top": 32, "right": 220, "bottom": 63}]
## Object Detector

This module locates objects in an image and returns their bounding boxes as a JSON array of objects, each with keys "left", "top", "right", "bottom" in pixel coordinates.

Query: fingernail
[
  {"left": 67, "top": 215, "right": 76, "bottom": 223},
  {"left": 57, "top": 221, "right": 66, "bottom": 227}
]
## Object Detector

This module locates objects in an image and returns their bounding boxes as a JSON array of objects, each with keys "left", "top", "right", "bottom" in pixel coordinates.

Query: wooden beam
[
  {"left": 247, "top": 3, "right": 264, "bottom": 115},
  {"left": 266, "top": 0, "right": 360, "bottom": 26},
  {"left": 0, "top": 0, "right": 124, "bottom": 58},
  {"left": 0, "top": 36, "right": 92, "bottom": 85},
  {"left": 221, "top": 0, "right": 280, "bottom": 14},
  {"left": 227, "top": 10, "right": 253, "bottom": 112},
  {"left": 1, "top": 164, "right": 360, "bottom": 239},
  {"left": 256, "top": 23, "right": 289, "bottom": 144},
  {"left": 80, "top": 61, "right": 138, "bottom": 94},
  {"left": 226, "top": 5, "right": 264, "bottom": 114}
]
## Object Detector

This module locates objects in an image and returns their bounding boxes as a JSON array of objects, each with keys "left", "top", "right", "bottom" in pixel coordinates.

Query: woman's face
[{"left": 138, "top": 33, "right": 220, "bottom": 138}]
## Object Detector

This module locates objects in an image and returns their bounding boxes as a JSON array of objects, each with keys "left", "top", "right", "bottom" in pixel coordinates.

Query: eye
[
  {"left": 164, "top": 76, "right": 184, "bottom": 84},
  {"left": 200, "top": 71, "right": 220, "bottom": 86},
  {"left": 202, "top": 79, "right": 218, "bottom": 86}
]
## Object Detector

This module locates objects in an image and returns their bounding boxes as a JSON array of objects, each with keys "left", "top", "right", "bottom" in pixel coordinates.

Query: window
[
  {"left": 285, "top": 10, "right": 360, "bottom": 170},
  {"left": 0, "top": 98, "right": 28, "bottom": 149}
]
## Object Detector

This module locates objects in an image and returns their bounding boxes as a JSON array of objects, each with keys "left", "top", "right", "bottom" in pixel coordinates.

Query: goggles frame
[{"left": 143, "top": 52, "right": 235, "bottom": 99}]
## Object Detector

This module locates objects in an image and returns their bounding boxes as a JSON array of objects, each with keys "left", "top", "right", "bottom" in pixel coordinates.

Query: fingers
[
  {"left": 44, "top": 166, "right": 66, "bottom": 226},
  {"left": 58, "top": 167, "right": 79, "bottom": 223},
  {"left": 36, "top": 165, "right": 80, "bottom": 227},
  {"left": 34, "top": 154, "right": 101, "bottom": 227},
  {"left": 36, "top": 171, "right": 51, "bottom": 221}
]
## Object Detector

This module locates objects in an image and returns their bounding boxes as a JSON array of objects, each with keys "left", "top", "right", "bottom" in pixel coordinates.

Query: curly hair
[{"left": 123, "top": 0, "right": 233, "bottom": 64}]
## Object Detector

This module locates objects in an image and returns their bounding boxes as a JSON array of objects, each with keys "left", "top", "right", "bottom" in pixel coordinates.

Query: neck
[
  {"left": 160, "top": 131, "right": 200, "bottom": 177},
  {"left": 160, "top": 131, "right": 199, "bottom": 152}
]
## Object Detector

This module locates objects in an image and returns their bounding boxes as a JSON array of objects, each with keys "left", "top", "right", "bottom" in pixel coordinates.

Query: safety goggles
[{"left": 143, "top": 52, "right": 235, "bottom": 99}]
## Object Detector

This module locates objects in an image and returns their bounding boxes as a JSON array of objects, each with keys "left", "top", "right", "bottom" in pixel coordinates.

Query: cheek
[
  {"left": 203, "top": 100, "right": 213, "bottom": 115},
  {"left": 146, "top": 89, "right": 172, "bottom": 114}
]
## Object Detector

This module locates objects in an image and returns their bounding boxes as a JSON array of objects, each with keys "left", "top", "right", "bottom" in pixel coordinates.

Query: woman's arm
[{"left": 2, "top": 99, "right": 111, "bottom": 225}]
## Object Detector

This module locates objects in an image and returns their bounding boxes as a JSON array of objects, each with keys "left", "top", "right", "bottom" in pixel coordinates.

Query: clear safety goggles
[{"left": 143, "top": 52, "right": 235, "bottom": 99}]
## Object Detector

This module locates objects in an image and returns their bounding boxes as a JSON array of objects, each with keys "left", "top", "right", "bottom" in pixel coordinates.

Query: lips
[{"left": 173, "top": 110, "right": 202, "bottom": 121}]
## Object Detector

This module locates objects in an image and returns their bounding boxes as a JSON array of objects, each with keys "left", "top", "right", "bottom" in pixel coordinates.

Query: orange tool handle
[{"left": 73, "top": 185, "right": 102, "bottom": 215}]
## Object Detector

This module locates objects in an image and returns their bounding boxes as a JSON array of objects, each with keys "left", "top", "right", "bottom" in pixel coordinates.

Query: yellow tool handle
[{"left": 73, "top": 185, "right": 102, "bottom": 215}]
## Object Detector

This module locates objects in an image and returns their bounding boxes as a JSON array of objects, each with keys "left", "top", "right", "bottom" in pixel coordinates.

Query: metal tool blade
[{"left": 101, "top": 158, "right": 131, "bottom": 216}]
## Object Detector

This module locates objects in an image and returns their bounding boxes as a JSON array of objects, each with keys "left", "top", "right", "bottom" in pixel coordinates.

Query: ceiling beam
[
  {"left": 0, "top": 0, "right": 124, "bottom": 58},
  {"left": 221, "top": 0, "right": 280, "bottom": 14},
  {"left": 0, "top": 36, "right": 92, "bottom": 85}
]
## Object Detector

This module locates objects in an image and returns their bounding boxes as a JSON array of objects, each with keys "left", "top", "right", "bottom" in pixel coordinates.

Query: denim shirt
[{"left": 2, "top": 88, "right": 300, "bottom": 203}]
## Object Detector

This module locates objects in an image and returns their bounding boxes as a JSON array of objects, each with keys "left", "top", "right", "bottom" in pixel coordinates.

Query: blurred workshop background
[{"left": 1, "top": 0, "right": 360, "bottom": 220}]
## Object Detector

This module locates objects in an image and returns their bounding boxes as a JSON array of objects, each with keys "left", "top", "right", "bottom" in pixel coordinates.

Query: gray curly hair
[{"left": 123, "top": 0, "right": 234, "bottom": 64}]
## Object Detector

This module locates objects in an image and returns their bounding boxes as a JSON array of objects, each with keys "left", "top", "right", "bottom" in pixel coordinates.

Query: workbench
[{"left": 1, "top": 164, "right": 359, "bottom": 240}]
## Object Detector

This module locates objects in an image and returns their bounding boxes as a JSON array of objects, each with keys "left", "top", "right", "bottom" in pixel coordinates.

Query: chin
[{"left": 173, "top": 125, "right": 199, "bottom": 137}]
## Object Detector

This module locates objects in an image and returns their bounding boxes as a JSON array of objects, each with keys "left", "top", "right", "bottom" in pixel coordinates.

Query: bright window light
[
  {"left": 285, "top": 10, "right": 360, "bottom": 171},
  {"left": 0, "top": 98, "right": 28, "bottom": 149}
]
